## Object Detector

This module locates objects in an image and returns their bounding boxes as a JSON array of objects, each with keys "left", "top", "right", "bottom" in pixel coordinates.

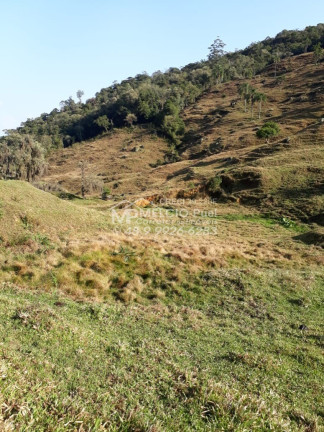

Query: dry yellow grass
[
  {"left": 1, "top": 180, "right": 322, "bottom": 303},
  {"left": 43, "top": 129, "right": 169, "bottom": 196}
]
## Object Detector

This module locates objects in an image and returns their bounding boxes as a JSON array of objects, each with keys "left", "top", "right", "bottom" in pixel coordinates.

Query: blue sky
[{"left": 0, "top": 0, "right": 323, "bottom": 133}]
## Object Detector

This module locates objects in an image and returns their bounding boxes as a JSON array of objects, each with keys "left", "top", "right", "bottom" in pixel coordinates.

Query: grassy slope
[
  {"left": 1, "top": 271, "right": 323, "bottom": 431},
  {"left": 0, "top": 180, "right": 109, "bottom": 242},
  {"left": 0, "top": 180, "right": 323, "bottom": 430}
]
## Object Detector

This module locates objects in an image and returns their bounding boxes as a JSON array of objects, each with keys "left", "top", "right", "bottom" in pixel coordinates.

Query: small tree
[
  {"left": 78, "top": 160, "right": 104, "bottom": 198},
  {"left": 85, "top": 174, "right": 103, "bottom": 196},
  {"left": 255, "top": 92, "right": 267, "bottom": 119},
  {"left": 256, "top": 121, "right": 280, "bottom": 139},
  {"left": 313, "top": 43, "right": 323, "bottom": 65},
  {"left": 212, "top": 64, "right": 224, "bottom": 85},
  {"left": 125, "top": 113, "right": 137, "bottom": 127},
  {"left": 101, "top": 186, "right": 111, "bottom": 200},
  {"left": 238, "top": 83, "right": 251, "bottom": 112},
  {"left": 161, "top": 114, "right": 185, "bottom": 146},
  {"left": 250, "top": 88, "right": 258, "bottom": 119},
  {"left": 79, "top": 160, "right": 87, "bottom": 198},
  {"left": 273, "top": 51, "right": 282, "bottom": 78},
  {"left": 94, "top": 115, "right": 111, "bottom": 133}
]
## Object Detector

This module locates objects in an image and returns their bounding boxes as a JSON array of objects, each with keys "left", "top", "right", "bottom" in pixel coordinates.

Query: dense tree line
[
  {"left": 1, "top": 24, "right": 323, "bottom": 173},
  {"left": 242, "top": 24, "right": 324, "bottom": 60}
]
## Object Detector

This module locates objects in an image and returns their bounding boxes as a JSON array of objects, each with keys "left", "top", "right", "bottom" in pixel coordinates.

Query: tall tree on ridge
[
  {"left": 208, "top": 37, "right": 226, "bottom": 62},
  {"left": 76, "top": 90, "right": 84, "bottom": 104}
]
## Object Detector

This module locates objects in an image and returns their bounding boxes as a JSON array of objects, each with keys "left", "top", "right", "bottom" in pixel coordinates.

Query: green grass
[
  {"left": 0, "top": 180, "right": 323, "bottom": 430},
  {"left": 0, "top": 268, "right": 323, "bottom": 431},
  {"left": 216, "top": 213, "right": 308, "bottom": 233},
  {"left": 0, "top": 181, "right": 111, "bottom": 243}
]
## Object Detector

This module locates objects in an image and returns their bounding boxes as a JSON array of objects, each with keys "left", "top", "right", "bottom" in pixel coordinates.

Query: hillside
[
  {"left": 5, "top": 24, "right": 322, "bottom": 149},
  {"left": 0, "top": 25, "right": 324, "bottom": 431},
  {"left": 42, "top": 53, "right": 324, "bottom": 223},
  {"left": 43, "top": 129, "right": 169, "bottom": 196}
]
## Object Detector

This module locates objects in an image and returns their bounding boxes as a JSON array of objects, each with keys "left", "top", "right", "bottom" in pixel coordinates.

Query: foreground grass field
[
  {"left": 0, "top": 181, "right": 323, "bottom": 430},
  {"left": 1, "top": 269, "right": 323, "bottom": 431}
]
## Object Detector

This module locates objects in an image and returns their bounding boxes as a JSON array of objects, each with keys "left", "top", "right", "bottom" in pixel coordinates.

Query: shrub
[
  {"left": 207, "top": 176, "right": 222, "bottom": 193},
  {"left": 206, "top": 176, "right": 223, "bottom": 198},
  {"left": 256, "top": 122, "right": 280, "bottom": 139},
  {"left": 101, "top": 186, "right": 111, "bottom": 200}
]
